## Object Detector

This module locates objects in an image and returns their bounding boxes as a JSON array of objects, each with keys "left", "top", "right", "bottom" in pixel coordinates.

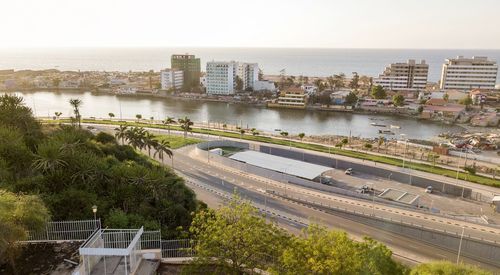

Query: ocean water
[{"left": 1, "top": 48, "right": 500, "bottom": 82}]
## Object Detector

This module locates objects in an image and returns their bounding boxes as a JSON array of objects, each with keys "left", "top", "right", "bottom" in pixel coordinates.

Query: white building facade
[
  {"left": 206, "top": 61, "right": 237, "bottom": 95},
  {"left": 440, "top": 56, "right": 498, "bottom": 91},
  {"left": 160, "top": 69, "right": 184, "bottom": 90},
  {"left": 237, "top": 63, "right": 259, "bottom": 90},
  {"left": 374, "top": 59, "right": 428, "bottom": 91}
]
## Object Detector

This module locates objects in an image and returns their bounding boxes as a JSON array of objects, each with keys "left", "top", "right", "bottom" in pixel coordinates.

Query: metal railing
[
  {"left": 26, "top": 219, "right": 101, "bottom": 242},
  {"left": 161, "top": 239, "right": 196, "bottom": 258},
  {"left": 141, "top": 230, "right": 162, "bottom": 249}
]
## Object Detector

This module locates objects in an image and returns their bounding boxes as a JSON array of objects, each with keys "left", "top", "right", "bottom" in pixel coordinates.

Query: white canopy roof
[{"left": 229, "top": 150, "right": 332, "bottom": 180}]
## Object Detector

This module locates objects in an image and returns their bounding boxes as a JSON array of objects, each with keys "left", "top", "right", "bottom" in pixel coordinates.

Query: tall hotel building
[
  {"left": 160, "top": 69, "right": 183, "bottom": 90},
  {"left": 373, "top": 59, "right": 429, "bottom": 91},
  {"left": 171, "top": 54, "right": 201, "bottom": 90},
  {"left": 440, "top": 56, "right": 498, "bottom": 91},
  {"left": 206, "top": 61, "right": 259, "bottom": 95}
]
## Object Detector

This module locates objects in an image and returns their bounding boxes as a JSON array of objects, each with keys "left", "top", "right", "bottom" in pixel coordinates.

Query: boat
[
  {"left": 390, "top": 125, "right": 401, "bottom": 129},
  {"left": 370, "top": 122, "right": 387, "bottom": 127},
  {"left": 378, "top": 130, "right": 395, "bottom": 135}
]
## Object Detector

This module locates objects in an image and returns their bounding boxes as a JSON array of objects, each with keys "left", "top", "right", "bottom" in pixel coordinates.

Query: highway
[{"left": 90, "top": 124, "right": 500, "bottom": 270}]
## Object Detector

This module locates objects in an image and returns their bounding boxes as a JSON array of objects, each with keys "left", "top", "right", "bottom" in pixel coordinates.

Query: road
[{"left": 90, "top": 123, "right": 500, "bottom": 270}]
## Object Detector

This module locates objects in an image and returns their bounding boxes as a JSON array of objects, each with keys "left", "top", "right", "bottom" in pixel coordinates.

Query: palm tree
[
  {"left": 341, "top": 138, "right": 349, "bottom": 149},
  {"left": 298, "top": 132, "right": 305, "bottom": 141},
  {"left": 108, "top": 113, "right": 115, "bottom": 120},
  {"left": 154, "top": 139, "right": 173, "bottom": 164},
  {"left": 69, "top": 98, "right": 83, "bottom": 128},
  {"left": 143, "top": 131, "right": 158, "bottom": 157},
  {"left": 136, "top": 114, "right": 142, "bottom": 122},
  {"left": 280, "top": 131, "right": 289, "bottom": 138},
  {"left": 54, "top": 112, "right": 62, "bottom": 120},
  {"left": 239, "top": 129, "right": 245, "bottom": 140},
  {"left": 126, "top": 127, "right": 146, "bottom": 150},
  {"left": 150, "top": 116, "right": 154, "bottom": 124},
  {"left": 163, "top": 117, "right": 176, "bottom": 136},
  {"left": 377, "top": 136, "right": 384, "bottom": 152},
  {"left": 32, "top": 142, "right": 68, "bottom": 174},
  {"left": 178, "top": 116, "right": 193, "bottom": 138},
  {"left": 114, "top": 125, "right": 128, "bottom": 145}
]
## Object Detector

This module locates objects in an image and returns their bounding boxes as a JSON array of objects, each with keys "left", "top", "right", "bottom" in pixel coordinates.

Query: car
[
  {"left": 345, "top": 168, "right": 353, "bottom": 175},
  {"left": 425, "top": 186, "right": 433, "bottom": 193}
]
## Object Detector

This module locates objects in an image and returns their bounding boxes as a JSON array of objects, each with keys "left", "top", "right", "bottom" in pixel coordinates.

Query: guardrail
[{"left": 26, "top": 219, "right": 101, "bottom": 242}]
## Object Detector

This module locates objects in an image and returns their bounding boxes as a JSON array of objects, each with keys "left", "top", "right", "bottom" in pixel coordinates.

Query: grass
[
  {"left": 155, "top": 134, "right": 201, "bottom": 149},
  {"left": 41, "top": 118, "right": 500, "bottom": 188}
]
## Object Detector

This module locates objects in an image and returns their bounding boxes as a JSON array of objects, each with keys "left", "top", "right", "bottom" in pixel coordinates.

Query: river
[{"left": 9, "top": 91, "right": 463, "bottom": 140}]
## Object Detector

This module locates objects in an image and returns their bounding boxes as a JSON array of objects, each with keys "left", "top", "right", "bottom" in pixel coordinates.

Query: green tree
[
  {"left": 108, "top": 112, "right": 115, "bottom": 120},
  {"left": 371, "top": 85, "right": 387, "bottom": 99},
  {"left": 349, "top": 72, "right": 360, "bottom": 90},
  {"left": 344, "top": 92, "right": 358, "bottom": 107},
  {"left": 392, "top": 94, "right": 405, "bottom": 107},
  {"left": 54, "top": 112, "right": 62, "bottom": 120},
  {"left": 163, "top": 117, "right": 176, "bottom": 136},
  {"left": 443, "top": 93, "right": 449, "bottom": 102},
  {"left": 274, "top": 224, "right": 404, "bottom": 275},
  {"left": 178, "top": 116, "right": 194, "bottom": 138},
  {"left": 298, "top": 132, "right": 305, "bottom": 141},
  {"left": 410, "top": 261, "right": 491, "bottom": 275},
  {"left": 364, "top": 143, "right": 373, "bottom": 151},
  {"left": 114, "top": 125, "right": 128, "bottom": 145},
  {"left": 69, "top": 98, "right": 83, "bottom": 128},
  {"left": 459, "top": 95, "right": 473, "bottom": 110},
  {"left": 280, "top": 131, "right": 289, "bottom": 138},
  {"left": 185, "top": 195, "right": 290, "bottom": 274},
  {"left": 235, "top": 75, "right": 244, "bottom": 91},
  {"left": 0, "top": 190, "right": 50, "bottom": 272},
  {"left": 154, "top": 139, "right": 173, "bottom": 164},
  {"left": 135, "top": 114, "right": 142, "bottom": 122}
]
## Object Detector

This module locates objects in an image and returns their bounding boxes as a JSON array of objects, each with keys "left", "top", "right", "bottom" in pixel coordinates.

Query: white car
[
  {"left": 345, "top": 168, "right": 353, "bottom": 175},
  {"left": 425, "top": 186, "right": 433, "bottom": 193}
]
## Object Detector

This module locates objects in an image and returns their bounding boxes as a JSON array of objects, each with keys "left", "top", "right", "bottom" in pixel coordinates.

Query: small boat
[
  {"left": 371, "top": 122, "right": 387, "bottom": 127},
  {"left": 379, "top": 130, "right": 395, "bottom": 135},
  {"left": 390, "top": 125, "right": 401, "bottom": 129}
]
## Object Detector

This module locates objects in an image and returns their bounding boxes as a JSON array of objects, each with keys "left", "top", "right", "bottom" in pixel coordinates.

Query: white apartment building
[
  {"left": 440, "top": 56, "right": 498, "bottom": 91},
  {"left": 206, "top": 61, "right": 237, "bottom": 95},
  {"left": 237, "top": 63, "right": 259, "bottom": 90},
  {"left": 374, "top": 59, "right": 428, "bottom": 91},
  {"left": 160, "top": 69, "right": 184, "bottom": 90},
  {"left": 206, "top": 61, "right": 261, "bottom": 95}
]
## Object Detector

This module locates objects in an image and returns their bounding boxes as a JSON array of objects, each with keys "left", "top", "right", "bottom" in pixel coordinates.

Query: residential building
[
  {"left": 171, "top": 54, "right": 201, "bottom": 90},
  {"left": 301, "top": 84, "right": 317, "bottom": 95},
  {"left": 253, "top": 80, "right": 276, "bottom": 92},
  {"left": 440, "top": 56, "right": 498, "bottom": 91},
  {"left": 374, "top": 59, "right": 428, "bottom": 91},
  {"left": 237, "top": 63, "right": 259, "bottom": 90},
  {"left": 268, "top": 87, "right": 307, "bottom": 109},
  {"left": 206, "top": 61, "right": 237, "bottom": 95},
  {"left": 330, "top": 90, "right": 351, "bottom": 105},
  {"left": 470, "top": 89, "right": 486, "bottom": 105},
  {"left": 160, "top": 69, "right": 183, "bottom": 90}
]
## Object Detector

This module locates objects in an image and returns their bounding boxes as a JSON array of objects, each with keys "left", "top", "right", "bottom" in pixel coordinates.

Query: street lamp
[
  {"left": 456, "top": 226, "right": 465, "bottom": 264},
  {"left": 92, "top": 205, "right": 98, "bottom": 221}
]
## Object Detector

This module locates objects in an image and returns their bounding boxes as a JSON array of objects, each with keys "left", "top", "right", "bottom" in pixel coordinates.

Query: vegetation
[
  {"left": 410, "top": 261, "right": 491, "bottom": 275},
  {"left": 344, "top": 92, "right": 359, "bottom": 107},
  {"left": 371, "top": 85, "right": 387, "bottom": 99},
  {"left": 393, "top": 94, "right": 405, "bottom": 107},
  {"left": 459, "top": 95, "right": 473, "bottom": 110},
  {"left": 0, "top": 95, "right": 199, "bottom": 241},
  {"left": 42, "top": 118, "right": 500, "bottom": 188}
]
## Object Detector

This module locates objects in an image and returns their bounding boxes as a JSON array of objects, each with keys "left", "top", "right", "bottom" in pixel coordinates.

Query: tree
[
  {"left": 240, "top": 129, "right": 246, "bottom": 140},
  {"left": 392, "top": 94, "right": 405, "bottom": 107},
  {"left": 313, "top": 79, "right": 325, "bottom": 93},
  {"left": 443, "top": 93, "right": 449, "bottom": 102},
  {"left": 178, "top": 116, "right": 193, "bottom": 138},
  {"left": 143, "top": 131, "right": 158, "bottom": 157},
  {"left": 349, "top": 72, "right": 360, "bottom": 90},
  {"left": 114, "top": 125, "right": 128, "bottom": 145},
  {"left": 186, "top": 195, "right": 290, "bottom": 274},
  {"left": 54, "top": 112, "right": 62, "bottom": 120},
  {"left": 280, "top": 131, "right": 289, "bottom": 138},
  {"left": 410, "top": 261, "right": 490, "bottom": 275},
  {"left": 135, "top": 114, "right": 142, "bottom": 122},
  {"left": 154, "top": 139, "right": 173, "bottom": 163},
  {"left": 364, "top": 143, "right": 373, "bottom": 151},
  {"left": 108, "top": 113, "right": 115, "bottom": 120},
  {"left": 69, "top": 98, "right": 83, "bottom": 128},
  {"left": 298, "top": 132, "right": 305, "bottom": 141},
  {"left": 332, "top": 73, "right": 346, "bottom": 90},
  {"left": 0, "top": 191, "right": 50, "bottom": 272},
  {"left": 274, "top": 224, "right": 405, "bottom": 275},
  {"left": 32, "top": 141, "right": 69, "bottom": 174},
  {"left": 417, "top": 105, "right": 424, "bottom": 114},
  {"left": 371, "top": 85, "right": 387, "bottom": 99},
  {"left": 163, "top": 117, "right": 176, "bottom": 136},
  {"left": 125, "top": 127, "right": 147, "bottom": 150},
  {"left": 235, "top": 75, "right": 244, "bottom": 91},
  {"left": 459, "top": 95, "right": 473, "bottom": 110},
  {"left": 344, "top": 92, "right": 358, "bottom": 107},
  {"left": 377, "top": 137, "right": 384, "bottom": 152}
]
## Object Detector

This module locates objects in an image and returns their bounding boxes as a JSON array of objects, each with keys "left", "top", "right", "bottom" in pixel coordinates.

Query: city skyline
[{"left": 2, "top": 0, "right": 500, "bottom": 49}]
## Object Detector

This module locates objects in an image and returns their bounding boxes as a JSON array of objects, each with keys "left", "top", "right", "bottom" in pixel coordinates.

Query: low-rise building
[
  {"left": 253, "top": 80, "right": 276, "bottom": 92},
  {"left": 301, "top": 84, "right": 318, "bottom": 95},
  {"left": 160, "top": 69, "right": 184, "bottom": 90},
  {"left": 470, "top": 89, "right": 487, "bottom": 105},
  {"left": 268, "top": 87, "right": 307, "bottom": 109},
  {"left": 330, "top": 90, "right": 351, "bottom": 105}
]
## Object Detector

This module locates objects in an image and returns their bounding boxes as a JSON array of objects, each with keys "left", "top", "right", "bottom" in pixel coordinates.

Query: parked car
[
  {"left": 425, "top": 186, "right": 433, "bottom": 193},
  {"left": 356, "top": 185, "right": 374, "bottom": 194},
  {"left": 345, "top": 168, "right": 353, "bottom": 175}
]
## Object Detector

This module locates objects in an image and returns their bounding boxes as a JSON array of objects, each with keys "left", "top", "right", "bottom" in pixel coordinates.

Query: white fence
[{"left": 26, "top": 219, "right": 101, "bottom": 242}]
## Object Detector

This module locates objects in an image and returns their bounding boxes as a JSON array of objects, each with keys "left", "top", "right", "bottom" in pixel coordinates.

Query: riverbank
[{"left": 41, "top": 118, "right": 500, "bottom": 188}]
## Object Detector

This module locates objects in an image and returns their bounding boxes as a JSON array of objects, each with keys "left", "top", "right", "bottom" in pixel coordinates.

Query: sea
[{"left": 1, "top": 48, "right": 500, "bottom": 82}]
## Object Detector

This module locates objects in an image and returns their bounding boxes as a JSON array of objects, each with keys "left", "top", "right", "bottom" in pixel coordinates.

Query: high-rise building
[
  {"left": 374, "top": 59, "right": 428, "bottom": 91},
  {"left": 171, "top": 54, "right": 201, "bottom": 90},
  {"left": 440, "top": 56, "right": 498, "bottom": 91},
  {"left": 206, "top": 61, "right": 237, "bottom": 95},
  {"left": 160, "top": 69, "right": 183, "bottom": 90},
  {"left": 206, "top": 61, "right": 260, "bottom": 95}
]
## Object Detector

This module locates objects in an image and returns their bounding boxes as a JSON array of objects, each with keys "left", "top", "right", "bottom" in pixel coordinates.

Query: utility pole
[{"left": 456, "top": 226, "right": 465, "bottom": 264}]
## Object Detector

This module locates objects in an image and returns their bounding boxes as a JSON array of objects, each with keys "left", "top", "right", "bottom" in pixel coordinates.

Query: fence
[
  {"left": 141, "top": 230, "right": 162, "bottom": 250},
  {"left": 26, "top": 219, "right": 101, "bottom": 242},
  {"left": 161, "top": 239, "right": 196, "bottom": 258}
]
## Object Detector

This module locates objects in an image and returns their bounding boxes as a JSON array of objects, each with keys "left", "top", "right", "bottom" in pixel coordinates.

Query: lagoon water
[
  {"left": 11, "top": 90, "right": 463, "bottom": 140},
  {"left": 1, "top": 48, "right": 500, "bottom": 82}
]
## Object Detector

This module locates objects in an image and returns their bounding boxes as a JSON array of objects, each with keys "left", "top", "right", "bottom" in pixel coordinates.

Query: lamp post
[
  {"left": 92, "top": 205, "right": 98, "bottom": 221},
  {"left": 456, "top": 226, "right": 465, "bottom": 264}
]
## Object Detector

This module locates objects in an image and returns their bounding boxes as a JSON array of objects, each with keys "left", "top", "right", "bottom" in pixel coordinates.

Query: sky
[{"left": 1, "top": 0, "right": 499, "bottom": 49}]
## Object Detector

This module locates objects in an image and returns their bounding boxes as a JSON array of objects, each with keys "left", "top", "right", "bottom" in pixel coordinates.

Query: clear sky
[{"left": 1, "top": 0, "right": 499, "bottom": 49}]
